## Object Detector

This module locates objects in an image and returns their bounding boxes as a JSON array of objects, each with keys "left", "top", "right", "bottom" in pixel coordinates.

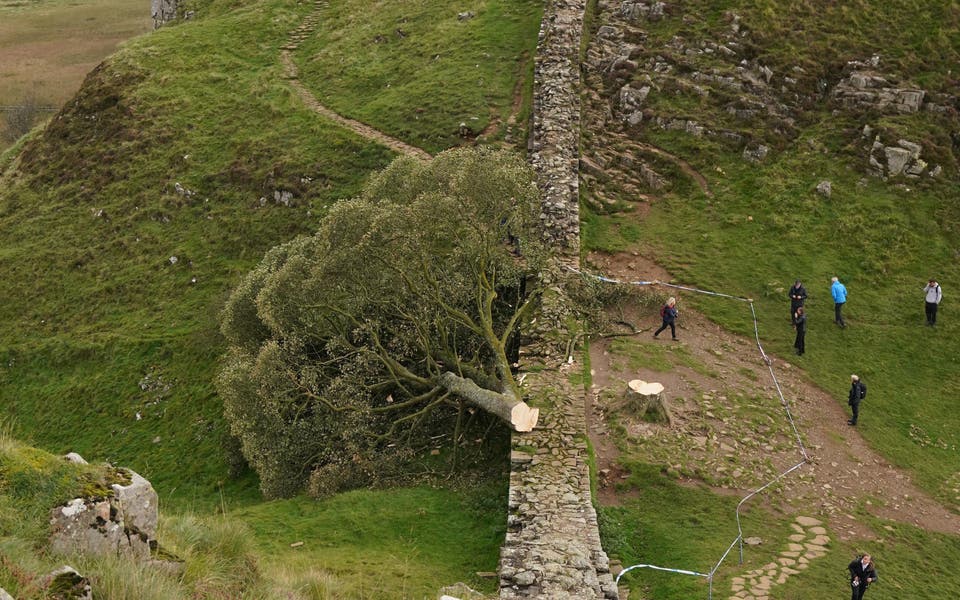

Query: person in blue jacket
[
  {"left": 831, "top": 276, "right": 847, "bottom": 328},
  {"left": 654, "top": 297, "right": 679, "bottom": 340}
]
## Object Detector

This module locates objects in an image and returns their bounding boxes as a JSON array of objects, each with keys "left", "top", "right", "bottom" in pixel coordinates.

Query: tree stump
[{"left": 625, "top": 379, "right": 672, "bottom": 424}]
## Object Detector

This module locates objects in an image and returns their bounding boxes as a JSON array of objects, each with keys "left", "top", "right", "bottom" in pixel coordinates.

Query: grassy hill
[
  {"left": 0, "top": 0, "right": 540, "bottom": 595},
  {"left": 580, "top": 0, "right": 960, "bottom": 597},
  {"left": 2, "top": 0, "right": 959, "bottom": 597}
]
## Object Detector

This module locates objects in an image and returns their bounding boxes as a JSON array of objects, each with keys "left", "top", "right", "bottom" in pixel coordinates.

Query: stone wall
[
  {"left": 528, "top": 0, "right": 584, "bottom": 263},
  {"left": 499, "top": 0, "right": 617, "bottom": 597}
]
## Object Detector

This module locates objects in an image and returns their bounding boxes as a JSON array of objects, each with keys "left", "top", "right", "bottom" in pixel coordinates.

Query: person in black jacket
[
  {"left": 848, "top": 374, "right": 865, "bottom": 425},
  {"left": 793, "top": 306, "right": 806, "bottom": 355},
  {"left": 788, "top": 279, "right": 807, "bottom": 323},
  {"left": 848, "top": 554, "right": 877, "bottom": 600},
  {"left": 653, "top": 297, "right": 679, "bottom": 340}
]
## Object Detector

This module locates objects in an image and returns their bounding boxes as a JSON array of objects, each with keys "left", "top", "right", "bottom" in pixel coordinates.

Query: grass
[
  {"left": 599, "top": 463, "right": 787, "bottom": 599},
  {"left": 582, "top": 0, "right": 960, "bottom": 515},
  {"left": 0, "top": 0, "right": 535, "bottom": 593},
  {"left": 581, "top": 1, "right": 960, "bottom": 598},
  {"left": 295, "top": 0, "right": 542, "bottom": 153},
  {"left": 0, "top": 0, "right": 151, "bottom": 151},
  {"left": 232, "top": 483, "right": 507, "bottom": 598}
]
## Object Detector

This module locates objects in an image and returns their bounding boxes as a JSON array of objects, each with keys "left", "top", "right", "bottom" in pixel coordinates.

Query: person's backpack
[
  {"left": 859, "top": 381, "right": 867, "bottom": 400},
  {"left": 660, "top": 304, "right": 667, "bottom": 318}
]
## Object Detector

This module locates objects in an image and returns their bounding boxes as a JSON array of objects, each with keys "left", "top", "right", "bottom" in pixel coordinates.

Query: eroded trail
[
  {"left": 280, "top": 2, "right": 431, "bottom": 161},
  {"left": 584, "top": 252, "right": 959, "bottom": 539}
]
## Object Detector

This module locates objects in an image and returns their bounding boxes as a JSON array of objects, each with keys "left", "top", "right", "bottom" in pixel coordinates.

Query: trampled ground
[{"left": 585, "top": 251, "right": 959, "bottom": 535}]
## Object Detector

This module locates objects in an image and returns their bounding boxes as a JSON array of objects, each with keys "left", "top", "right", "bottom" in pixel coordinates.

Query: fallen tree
[{"left": 218, "top": 147, "right": 547, "bottom": 497}]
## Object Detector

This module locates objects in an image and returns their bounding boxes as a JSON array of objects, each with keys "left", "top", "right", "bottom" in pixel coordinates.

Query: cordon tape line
[{"left": 566, "top": 266, "right": 811, "bottom": 599}]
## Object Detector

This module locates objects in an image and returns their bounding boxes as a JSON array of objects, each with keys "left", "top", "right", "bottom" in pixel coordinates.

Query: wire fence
[{"left": 565, "top": 266, "right": 811, "bottom": 600}]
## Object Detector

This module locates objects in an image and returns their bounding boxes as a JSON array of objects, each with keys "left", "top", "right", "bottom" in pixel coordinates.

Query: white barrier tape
[
  {"left": 567, "top": 265, "right": 812, "bottom": 599},
  {"left": 564, "top": 266, "right": 751, "bottom": 302},
  {"left": 615, "top": 563, "right": 709, "bottom": 585}
]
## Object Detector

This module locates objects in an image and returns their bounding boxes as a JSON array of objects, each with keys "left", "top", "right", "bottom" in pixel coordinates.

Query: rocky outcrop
[
  {"left": 151, "top": 0, "right": 178, "bottom": 29},
  {"left": 833, "top": 69, "right": 925, "bottom": 114},
  {"left": 862, "top": 128, "right": 938, "bottom": 179},
  {"left": 49, "top": 458, "right": 159, "bottom": 561}
]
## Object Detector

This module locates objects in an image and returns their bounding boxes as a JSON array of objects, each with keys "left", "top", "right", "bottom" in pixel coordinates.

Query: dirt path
[
  {"left": 279, "top": 2, "right": 431, "bottom": 161},
  {"left": 583, "top": 252, "right": 959, "bottom": 539},
  {"left": 632, "top": 141, "right": 713, "bottom": 197}
]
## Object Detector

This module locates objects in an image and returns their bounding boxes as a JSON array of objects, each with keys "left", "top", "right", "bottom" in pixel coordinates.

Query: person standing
[
  {"left": 848, "top": 554, "right": 877, "bottom": 600},
  {"left": 788, "top": 279, "right": 807, "bottom": 323},
  {"left": 654, "top": 297, "right": 678, "bottom": 340},
  {"left": 831, "top": 276, "right": 848, "bottom": 328},
  {"left": 847, "top": 374, "right": 866, "bottom": 425},
  {"left": 923, "top": 278, "right": 942, "bottom": 326},
  {"left": 793, "top": 306, "right": 806, "bottom": 355}
]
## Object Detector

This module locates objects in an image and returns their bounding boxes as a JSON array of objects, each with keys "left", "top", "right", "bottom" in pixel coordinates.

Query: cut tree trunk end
[
  {"left": 510, "top": 402, "right": 540, "bottom": 432},
  {"left": 625, "top": 379, "right": 672, "bottom": 425}
]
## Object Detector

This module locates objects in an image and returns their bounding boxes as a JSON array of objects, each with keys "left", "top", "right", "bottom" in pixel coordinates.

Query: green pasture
[{"left": 294, "top": 0, "right": 541, "bottom": 153}]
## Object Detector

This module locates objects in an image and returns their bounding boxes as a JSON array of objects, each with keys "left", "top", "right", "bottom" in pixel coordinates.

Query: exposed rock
[
  {"left": 833, "top": 70, "right": 925, "bottom": 113},
  {"left": 0, "top": 587, "right": 13, "bottom": 600},
  {"left": 151, "top": 0, "right": 177, "bottom": 29},
  {"left": 868, "top": 135, "right": 928, "bottom": 178},
  {"left": 742, "top": 144, "right": 769, "bottom": 163},
  {"left": 40, "top": 566, "right": 91, "bottom": 600},
  {"left": 815, "top": 180, "right": 831, "bottom": 198},
  {"left": 63, "top": 452, "right": 88, "bottom": 465},
  {"left": 49, "top": 468, "right": 159, "bottom": 561}
]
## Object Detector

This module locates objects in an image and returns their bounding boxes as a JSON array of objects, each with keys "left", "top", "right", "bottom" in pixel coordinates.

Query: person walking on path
[
  {"left": 654, "top": 297, "right": 679, "bottom": 340},
  {"left": 793, "top": 306, "right": 806, "bottom": 355},
  {"left": 847, "top": 374, "right": 866, "bottom": 425},
  {"left": 831, "top": 276, "right": 848, "bottom": 328},
  {"left": 848, "top": 554, "right": 877, "bottom": 600},
  {"left": 789, "top": 279, "right": 807, "bottom": 323},
  {"left": 923, "top": 278, "right": 942, "bottom": 326}
]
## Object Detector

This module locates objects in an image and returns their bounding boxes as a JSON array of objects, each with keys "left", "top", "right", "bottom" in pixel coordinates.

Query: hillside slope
[{"left": 0, "top": 0, "right": 539, "bottom": 508}]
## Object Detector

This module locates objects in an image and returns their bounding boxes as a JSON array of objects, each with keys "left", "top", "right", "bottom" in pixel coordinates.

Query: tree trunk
[
  {"left": 438, "top": 371, "right": 539, "bottom": 432},
  {"left": 625, "top": 379, "right": 672, "bottom": 424}
]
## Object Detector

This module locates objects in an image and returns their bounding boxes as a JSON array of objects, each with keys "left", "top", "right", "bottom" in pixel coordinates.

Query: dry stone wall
[
  {"left": 499, "top": 0, "right": 617, "bottom": 598},
  {"left": 529, "top": 0, "right": 585, "bottom": 263}
]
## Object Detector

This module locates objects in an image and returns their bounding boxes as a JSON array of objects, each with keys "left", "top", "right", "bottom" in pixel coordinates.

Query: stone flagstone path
[{"left": 729, "top": 515, "right": 831, "bottom": 600}]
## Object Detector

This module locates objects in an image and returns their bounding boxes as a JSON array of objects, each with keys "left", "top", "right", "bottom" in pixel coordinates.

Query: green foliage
[
  {"left": 295, "top": 0, "right": 542, "bottom": 153},
  {"left": 219, "top": 147, "right": 546, "bottom": 497}
]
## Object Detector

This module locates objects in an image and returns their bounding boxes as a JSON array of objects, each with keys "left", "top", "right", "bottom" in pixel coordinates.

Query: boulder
[
  {"left": 815, "top": 180, "right": 832, "bottom": 198},
  {"left": 150, "top": 0, "right": 177, "bottom": 28},
  {"left": 49, "top": 468, "right": 158, "bottom": 560}
]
